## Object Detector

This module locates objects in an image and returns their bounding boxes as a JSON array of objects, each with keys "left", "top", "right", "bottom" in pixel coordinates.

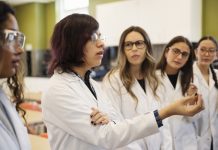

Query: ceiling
[{"left": 4, "top": 0, "right": 54, "bottom": 6}]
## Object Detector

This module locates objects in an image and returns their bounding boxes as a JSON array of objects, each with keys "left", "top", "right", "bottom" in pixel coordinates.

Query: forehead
[
  {"left": 199, "top": 39, "right": 216, "bottom": 48},
  {"left": 125, "top": 31, "right": 144, "bottom": 41},
  {"left": 171, "top": 42, "right": 190, "bottom": 52},
  {"left": 4, "top": 13, "right": 19, "bottom": 31}
]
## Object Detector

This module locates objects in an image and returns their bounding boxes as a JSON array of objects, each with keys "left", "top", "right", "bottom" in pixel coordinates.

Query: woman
[
  {"left": 0, "top": 1, "right": 31, "bottom": 150},
  {"left": 41, "top": 13, "right": 203, "bottom": 150},
  {"left": 101, "top": 26, "right": 170, "bottom": 149},
  {"left": 156, "top": 36, "right": 198, "bottom": 149},
  {"left": 194, "top": 36, "right": 218, "bottom": 150}
]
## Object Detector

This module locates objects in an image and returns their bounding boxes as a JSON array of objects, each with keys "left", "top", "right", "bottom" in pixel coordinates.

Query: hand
[
  {"left": 159, "top": 94, "right": 204, "bottom": 119},
  {"left": 90, "top": 108, "right": 109, "bottom": 125},
  {"left": 186, "top": 83, "right": 198, "bottom": 96}
]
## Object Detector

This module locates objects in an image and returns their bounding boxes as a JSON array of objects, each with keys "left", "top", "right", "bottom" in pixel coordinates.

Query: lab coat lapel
[
  {"left": 193, "top": 62, "right": 210, "bottom": 89},
  {"left": 131, "top": 79, "right": 150, "bottom": 114}
]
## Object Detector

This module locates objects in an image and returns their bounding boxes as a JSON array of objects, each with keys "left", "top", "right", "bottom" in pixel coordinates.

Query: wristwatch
[{"left": 153, "top": 110, "right": 163, "bottom": 128}]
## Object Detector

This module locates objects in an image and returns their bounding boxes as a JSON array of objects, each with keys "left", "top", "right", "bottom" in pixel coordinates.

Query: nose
[
  {"left": 15, "top": 45, "right": 24, "bottom": 54},
  {"left": 132, "top": 43, "right": 137, "bottom": 51},
  {"left": 204, "top": 51, "right": 210, "bottom": 56},
  {"left": 96, "top": 39, "right": 105, "bottom": 48}
]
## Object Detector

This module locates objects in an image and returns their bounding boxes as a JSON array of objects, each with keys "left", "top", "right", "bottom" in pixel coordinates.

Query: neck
[
  {"left": 165, "top": 65, "right": 179, "bottom": 75},
  {"left": 130, "top": 65, "right": 143, "bottom": 79},
  {"left": 197, "top": 62, "right": 209, "bottom": 75},
  {"left": 72, "top": 66, "right": 89, "bottom": 79}
]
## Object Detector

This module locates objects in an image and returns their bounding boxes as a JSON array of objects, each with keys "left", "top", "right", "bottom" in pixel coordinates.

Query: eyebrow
[{"left": 172, "top": 47, "right": 189, "bottom": 52}]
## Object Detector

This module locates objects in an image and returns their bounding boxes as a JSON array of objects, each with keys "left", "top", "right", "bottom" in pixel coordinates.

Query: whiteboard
[{"left": 96, "top": 0, "right": 202, "bottom": 46}]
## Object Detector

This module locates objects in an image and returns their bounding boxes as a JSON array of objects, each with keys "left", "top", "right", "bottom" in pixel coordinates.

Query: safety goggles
[{"left": 0, "top": 29, "right": 25, "bottom": 49}]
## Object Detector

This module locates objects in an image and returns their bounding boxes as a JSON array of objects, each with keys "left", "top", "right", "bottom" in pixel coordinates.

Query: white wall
[{"left": 96, "top": 0, "right": 202, "bottom": 46}]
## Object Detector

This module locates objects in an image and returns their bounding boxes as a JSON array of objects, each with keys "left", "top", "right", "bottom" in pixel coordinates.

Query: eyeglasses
[
  {"left": 198, "top": 47, "right": 216, "bottom": 55},
  {"left": 0, "top": 29, "right": 25, "bottom": 49},
  {"left": 169, "top": 47, "right": 190, "bottom": 58},
  {"left": 91, "top": 32, "right": 105, "bottom": 42},
  {"left": 124, "top": 40, "right": 146, "bottom": 50}
]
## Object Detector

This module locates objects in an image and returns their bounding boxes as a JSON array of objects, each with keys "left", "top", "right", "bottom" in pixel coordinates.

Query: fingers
[
  {"left": 186, "top": 84, "right": 198, "bottom": 96},
  {"left": 182, "top": 95, "right": 196, "bottom": 105},
  {"left": 184, "top": 94, "right": 204, "bottom": 116},
  {"left": 195, "top": 94, "right": 205, "bottom": 110},
  {"left": 90, "top": 108, "right": 109, "bottom": 125}
]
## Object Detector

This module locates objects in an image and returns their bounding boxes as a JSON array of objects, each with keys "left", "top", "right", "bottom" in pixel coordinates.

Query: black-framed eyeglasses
[
  {"left": 169, "top": 47, "right": 190, "bottom": 58},
  {"left": 91, "top": 32, "right": 105, "bottom": 42},
  {"left": 124, "top": 40, "right": 146, "bottom": 50},
  {"left": 0, "top": 29, "right": 25, "bottom": 49},
  {"left": 198, "top": 47, "right": 216, "bottom": 55}
]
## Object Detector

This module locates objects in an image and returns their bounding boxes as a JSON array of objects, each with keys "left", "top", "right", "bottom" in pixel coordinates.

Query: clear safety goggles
[{"left": 0, "top": 29, "right": 25, "bottom": 49}]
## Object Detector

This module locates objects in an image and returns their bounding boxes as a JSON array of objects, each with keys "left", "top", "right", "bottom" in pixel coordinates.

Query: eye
[
  {"left": 7, "top": 33, "right": 15, "bottom": 42},
  {"left": 172, "top": 48, "right": 180, "bottom": 54},
  {"left": 182, "top": 52, "right": 189, "bottom": 57},
  {"left": 124, "top": 42, "right": 133, "bottom": 47}
]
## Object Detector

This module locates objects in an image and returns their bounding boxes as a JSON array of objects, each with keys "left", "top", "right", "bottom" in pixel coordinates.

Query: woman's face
[
  {"left": 124, "top": 31, "right": 146, "bottom": 68},
  {"left": 83, "top": 32, "right": 105, "bottom": 69},
  {"left": 165, "top": 42, "right": 190, "bottom": 74},
  {"left": 0, "top": 13, "right": 23, "bottom": 78},
  {"left": 195, "top": 39, "right": 217, "bottom": 67}
]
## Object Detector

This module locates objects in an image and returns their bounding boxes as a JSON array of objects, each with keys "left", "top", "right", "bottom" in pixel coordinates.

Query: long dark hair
[
  {"left": 49, "top": 13, "right": 99, "bottom": 74},
  {"left": 156, "top": 36, "right": 194, "bottom": 95},
  {"left": 195, "top": 36, "right": 218, "bottom": 89},
  {"left": 0, "top": 1, "right": 26, "bottom": 122},
  {"left": 106, "top": 26, "right": 159, "bottom": 104}
]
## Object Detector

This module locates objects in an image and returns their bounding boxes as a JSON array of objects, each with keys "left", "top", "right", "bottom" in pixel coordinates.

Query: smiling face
[
  {"left": 165, "top": 42, "right": 190, "bottom": 74},
  {"left": 0, "top": 13, "right": 23, "bottom": 78},
  {"left": 124, "top": 31, "right": 147, "bottom": 68},
  {"left": 195, "top": 39, "right": 217, "bottom": 67},
  {"left": 83, "top": 32, "right": 105, "bottom": 70}
]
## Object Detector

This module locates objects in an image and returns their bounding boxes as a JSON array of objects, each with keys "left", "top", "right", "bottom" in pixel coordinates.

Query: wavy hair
[
  {"left": 106, "top": 26, "right": 159, "bottom": 105},
  {"left": 0, "top": 1, "right": 26, "bottom": 123}
]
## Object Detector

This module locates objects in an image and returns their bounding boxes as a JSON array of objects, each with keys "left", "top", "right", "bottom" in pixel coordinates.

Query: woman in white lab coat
[
  {"left": 0, "top": 1, "right": 31, "bottom": 150},
  {"left": 101, "top": 26, "right": 171, "bottom": 150},
  {"left": 41, "top": 13, "right": 204, "bottom": 150},
  {"left": 193, "top": 36, "right": 218, "bottom": 150},
  {"left": 156, "top": 36, "right": 198, "bottom": 150}
]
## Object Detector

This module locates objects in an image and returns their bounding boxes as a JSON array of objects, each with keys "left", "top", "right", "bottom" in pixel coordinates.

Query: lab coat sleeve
[{"left": 42, "top": 82, "right": 159, "bottom": 149}]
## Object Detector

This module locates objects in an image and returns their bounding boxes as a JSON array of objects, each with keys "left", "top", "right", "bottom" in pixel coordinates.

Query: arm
[
  {"left": 159, "top": 94, "right": 204, "bottom": 120},
  {"left": 42, "top": 83, "right": 159, "bottom": 149}
]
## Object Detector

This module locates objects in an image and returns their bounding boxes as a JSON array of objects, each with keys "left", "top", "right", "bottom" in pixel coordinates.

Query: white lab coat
[
  {"left": 0, "top": 88, "right": 31, "bottom": 150},
  {"left": 193, "top": 62, "right": 218, "bottom": 149},
  {"left": 41, "top": 71, "right": 160, "bottom": 150},
  {"left": 156, "top": 70, "right": 198, "bottom": 150},
  {"left": 102, "top": 70, "right": 172, "bottom": 150}
]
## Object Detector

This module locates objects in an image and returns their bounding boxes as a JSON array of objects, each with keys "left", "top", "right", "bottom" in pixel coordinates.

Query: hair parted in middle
[
  {"left": 106, "top": 26, "right": 159, "bottom": 104},
  {"left": 156, "top": 35, "right": 194, "bottom": 95}
]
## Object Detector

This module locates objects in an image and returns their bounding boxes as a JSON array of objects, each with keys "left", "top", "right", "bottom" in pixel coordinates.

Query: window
[{"left": 56, "top": 0, "right": 89, "bottom": 21}]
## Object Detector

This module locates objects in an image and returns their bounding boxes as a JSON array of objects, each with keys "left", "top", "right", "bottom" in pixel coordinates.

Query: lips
[
  {"left": 12, "top": 58, "right": 20, "bottom": 68},
  {"left": 131, "top": 54, "right": 140, "bottom": 59},
  {"left": 97, "top": 51, "right": 104, "bottom": 55}
]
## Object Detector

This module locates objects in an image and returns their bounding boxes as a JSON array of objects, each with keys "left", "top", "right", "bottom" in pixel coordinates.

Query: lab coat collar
[{"left": 193, "top": 62, "right": 215, "bottom": 90}]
